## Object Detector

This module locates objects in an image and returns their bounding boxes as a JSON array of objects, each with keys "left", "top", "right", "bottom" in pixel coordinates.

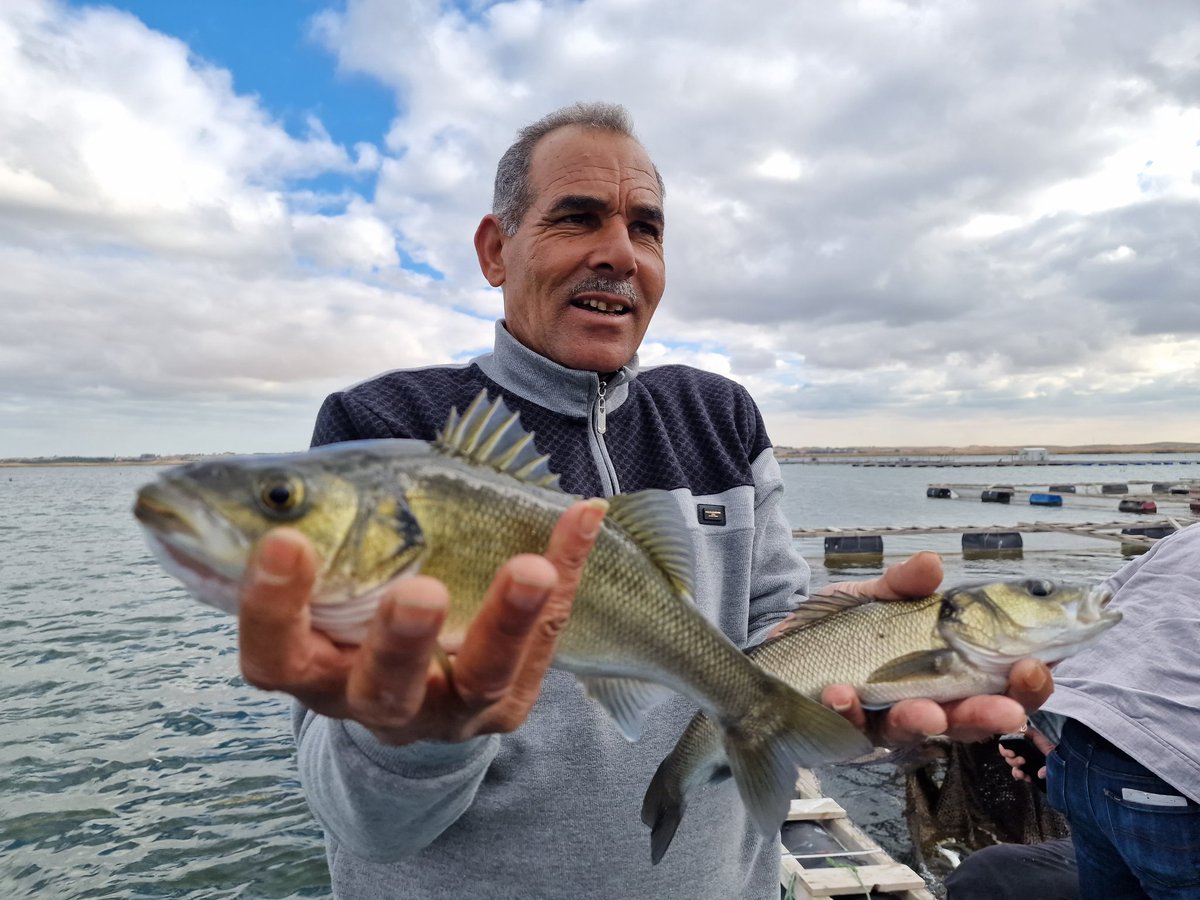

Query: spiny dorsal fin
[
  {"left": 606, "top": 491, "right": 695, "bottom": 600},
  {"left": 434, "top": 390, "right": 560, "bottom": 489}
]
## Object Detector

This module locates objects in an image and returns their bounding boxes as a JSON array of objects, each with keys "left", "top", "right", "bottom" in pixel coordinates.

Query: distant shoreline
[
  {"left": 5, "top": 443, "right": 1200, "bottom": 468},
  {"left": 0, "top": 456, "right": 215, "bottom": 468},
  {"left": 777, "top": 443, "right": 1200, "bottom": 459}
]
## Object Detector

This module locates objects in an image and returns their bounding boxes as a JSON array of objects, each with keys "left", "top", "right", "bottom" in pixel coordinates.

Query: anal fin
[{"left": 581, "top": 675, "right": 673, "bottom": 741}]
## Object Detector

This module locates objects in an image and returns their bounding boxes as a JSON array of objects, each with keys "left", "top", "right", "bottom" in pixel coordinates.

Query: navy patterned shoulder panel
[
  {"left": 309, "top": 363, "right": 773, "bottom": 499},
  {"left": 609, "top": 365, "right": 772, "bottom": 495},
  {"left": 310, "top": 365, "right": 606, "bottom": 497}
]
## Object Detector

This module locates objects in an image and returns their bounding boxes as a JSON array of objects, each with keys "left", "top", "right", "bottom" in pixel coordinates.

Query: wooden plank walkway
[{"left": 780, "top": 769, "right": 933, "bottom": 898}]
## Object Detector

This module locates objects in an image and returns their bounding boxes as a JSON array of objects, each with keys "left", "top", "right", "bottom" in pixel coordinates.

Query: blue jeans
[{"left": 1047, "top": 719, "right": 1200, "bottom": 899}]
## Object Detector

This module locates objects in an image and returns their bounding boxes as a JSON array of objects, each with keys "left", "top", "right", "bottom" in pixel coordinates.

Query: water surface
[{"left": 2, "top": 458, "right": 1196, "bottom": 896}]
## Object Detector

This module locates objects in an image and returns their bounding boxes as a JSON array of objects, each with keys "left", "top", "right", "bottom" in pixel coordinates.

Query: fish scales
[{"left": 409, "top": 462, "right": 779, "bottom": 717}]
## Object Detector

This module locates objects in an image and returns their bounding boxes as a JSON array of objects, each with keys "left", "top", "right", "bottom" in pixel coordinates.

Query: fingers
[
  {"left": 347, "top": 577, "right": 449, "bottom": 724},
  {"left": 453, "top": 555, "right": 557, "bottom": 706},
  {"left": 238, "top": 528, "right": 322, "bottom": 689},
  {"left": 824, "top": 687, "right": 1027, "bottom": 747},
  {"left": 1006, "top": 658, "right": 1053, "bottom": 711},
  {"left": 942, "top": 694, "right": 1026, "bottom": 743},
  {"left": 879, "top": 699, "right": 949, "bottom": 745},
  {"left": 1030, "top": 729, "right": 1056, "bottom": 756},
  {"left": 878, "top": 551, "right": 943, "bottom": 600},
  {"left": 821, "top": 684, "right": 869, "bottom": 733},
  {"left": 818, "top": 550, "right": 943, "bottom": 601},
  {"left": 505, "top": 499, "right": 607, "bottom": 687}
]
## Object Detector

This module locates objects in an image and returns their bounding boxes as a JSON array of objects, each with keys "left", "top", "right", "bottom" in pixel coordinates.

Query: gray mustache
[{"left": 569, "top": 276, "right": 639, "bottom": 303}]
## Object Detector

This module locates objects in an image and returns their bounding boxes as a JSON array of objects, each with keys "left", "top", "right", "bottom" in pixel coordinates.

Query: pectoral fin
[
  {"left": 866, "top": 649, "right": 957, "bottom": 684},
  {"left": 581, "top": 676, "right": 673, "bottom": 741}
]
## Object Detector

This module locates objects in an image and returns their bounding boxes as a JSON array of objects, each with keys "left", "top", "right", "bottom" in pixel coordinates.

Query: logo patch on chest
[{"left": 697, "top": 504, "right": 726, "bottom": 526}]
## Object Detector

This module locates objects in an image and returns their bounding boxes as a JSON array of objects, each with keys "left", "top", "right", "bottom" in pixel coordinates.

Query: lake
[{"left": 2, "top": 457, "right": 1198, "bottom": 897}]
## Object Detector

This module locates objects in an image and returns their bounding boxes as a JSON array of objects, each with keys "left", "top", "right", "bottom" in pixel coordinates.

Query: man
[{"left": 238, "top": 102, "right": 1050, "bottom": 897}]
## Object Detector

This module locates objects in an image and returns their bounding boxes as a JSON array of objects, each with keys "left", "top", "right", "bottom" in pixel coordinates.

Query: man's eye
[{"left": 633, "top": 222, "right": 662, "bottom": 239}]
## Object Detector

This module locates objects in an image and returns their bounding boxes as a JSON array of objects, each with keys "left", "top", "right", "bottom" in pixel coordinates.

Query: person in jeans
[{"left": 948, "top": 523, "right": 1200, "bottom": 899}]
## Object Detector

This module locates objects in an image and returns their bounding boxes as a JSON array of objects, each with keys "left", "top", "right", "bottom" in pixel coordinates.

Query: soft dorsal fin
[
  {"left": 606, "top": 491, "right": 695, "bottom": 600},
  {"left": 434, "top": 390, "right": 560, "bottom": 489},
  {"left": 772, "top": 591, "right": 877, "bottom": 635}
]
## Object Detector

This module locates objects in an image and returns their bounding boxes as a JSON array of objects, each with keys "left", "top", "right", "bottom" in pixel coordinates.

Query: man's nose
[{"left": 587, "top": 219, "right": 637, "bottom": 277}]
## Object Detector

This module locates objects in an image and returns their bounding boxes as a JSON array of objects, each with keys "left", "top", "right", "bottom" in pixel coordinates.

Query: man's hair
[{"left": 492, "top": 101, "right": 665, "bottom": 235}]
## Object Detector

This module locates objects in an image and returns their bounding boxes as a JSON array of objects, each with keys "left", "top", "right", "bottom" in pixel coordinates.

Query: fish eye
[
  {"left": 1025, "top": 579, "right": 1055, "bottom": 597},
  {"left": 258, "top": 474, "right": 305, "bottom": 517}
]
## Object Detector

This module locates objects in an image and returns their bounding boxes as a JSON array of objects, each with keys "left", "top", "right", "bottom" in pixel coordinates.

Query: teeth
[{"left": 581, "top": 298, "right": 625, "bottom": 313}]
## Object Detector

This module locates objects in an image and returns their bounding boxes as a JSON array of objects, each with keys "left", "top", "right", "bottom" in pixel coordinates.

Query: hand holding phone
[{"left": 998, "top": 733, "right": 1048, "bottom": 792}]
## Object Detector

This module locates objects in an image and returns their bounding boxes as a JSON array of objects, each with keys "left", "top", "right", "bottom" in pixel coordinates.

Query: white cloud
[{"left": 3, "top": 0, "right": 1200, "bottom": 456}]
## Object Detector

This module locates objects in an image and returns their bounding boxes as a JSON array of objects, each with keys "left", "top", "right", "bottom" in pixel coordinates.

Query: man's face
[{"left": 477, "top": 125, "right": 666, "bottom": 373}]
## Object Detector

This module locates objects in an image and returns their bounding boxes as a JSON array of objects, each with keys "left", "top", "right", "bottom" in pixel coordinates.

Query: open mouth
[{"left": 572, "top": 297, "right": 630, "bottom": 316}]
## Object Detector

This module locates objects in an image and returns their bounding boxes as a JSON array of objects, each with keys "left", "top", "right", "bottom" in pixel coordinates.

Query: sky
[{"left": 2, "top": 0, "right": 1199, "bottom": 457}]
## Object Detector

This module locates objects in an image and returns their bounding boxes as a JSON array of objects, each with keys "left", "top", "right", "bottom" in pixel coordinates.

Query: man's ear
[{"left": 474, "top": 214, "right": 507, "bottom": 287}]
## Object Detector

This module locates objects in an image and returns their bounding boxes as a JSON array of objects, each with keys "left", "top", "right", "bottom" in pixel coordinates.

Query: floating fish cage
[
  {"left": 1120, "top": 524, "right": 1176, "bottom": 555},
  {"left": 1028, "top": 493, "right": 1063, "bottom": 507},
  {"left": 961, "top": 531, "right": 1023, "bottom": 559},
  {"left": 823, "top": 535, "right": 885, "bottom": 559}
]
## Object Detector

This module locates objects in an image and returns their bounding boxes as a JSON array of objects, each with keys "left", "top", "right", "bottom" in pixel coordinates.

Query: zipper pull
[{"left": 596, "top": 379, "right": 607, "bottom": 435}]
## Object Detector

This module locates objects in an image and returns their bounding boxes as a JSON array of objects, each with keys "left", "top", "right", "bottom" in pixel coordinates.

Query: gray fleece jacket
[{"left": 293, "top": 322, "right": 811, "bottom": 898}]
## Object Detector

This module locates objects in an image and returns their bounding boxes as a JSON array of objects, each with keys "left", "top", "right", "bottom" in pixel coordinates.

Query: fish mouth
[
  {"left": 1075, "top": 584, "right": 1117, "bottom": 624},
  {"left": 134, "top": 482, "right": 248, "bottom": 589}
]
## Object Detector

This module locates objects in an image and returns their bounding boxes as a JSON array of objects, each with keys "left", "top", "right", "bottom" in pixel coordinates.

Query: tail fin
[
  {"left": 723, "top": 674, "right": 872, "bottom": 838},
  {"left": 641, "top": 758, "right": 685, "bottom": 866}
]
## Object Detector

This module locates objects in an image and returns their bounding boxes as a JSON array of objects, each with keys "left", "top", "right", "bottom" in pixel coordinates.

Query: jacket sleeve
[
  {"left": 745, "top": 445, "right": 811, "bottom": 647},
  {"left": 293, "top": 386, "right": 497, "bottom": 859},
  {"left": 293, "top": 706, "right": 499, "bottom": 860}
]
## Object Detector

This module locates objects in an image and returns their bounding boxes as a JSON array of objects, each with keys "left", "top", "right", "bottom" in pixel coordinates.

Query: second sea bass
[
  {"left": 133, "top": 390, "right": 871, "bottom": 838},
  {"left": 642, "top": 579, "right": 1120, "bottom": 863}
]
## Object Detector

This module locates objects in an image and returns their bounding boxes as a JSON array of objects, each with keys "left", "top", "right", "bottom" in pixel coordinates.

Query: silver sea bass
[
  {"left": 642, "top": 579, "right": 1120, "bottom": 863},
  {"left": 134, "top": 390, "right": 872, "bottom": 838}
]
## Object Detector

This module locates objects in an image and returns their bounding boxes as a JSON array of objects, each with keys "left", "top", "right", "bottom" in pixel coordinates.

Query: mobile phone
[{"left": 998, "top": 734, "right": 1048, "bottom": 792}]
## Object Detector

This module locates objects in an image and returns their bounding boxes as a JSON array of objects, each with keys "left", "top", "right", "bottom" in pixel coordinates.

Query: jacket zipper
[{"left": 596, "top": 379, "right": 608, "bottom": 435}]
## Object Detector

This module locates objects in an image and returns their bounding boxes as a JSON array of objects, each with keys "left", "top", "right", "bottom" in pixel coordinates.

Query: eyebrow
[{"left": 548, "top": 194, "right": 665, "bottom": 228}]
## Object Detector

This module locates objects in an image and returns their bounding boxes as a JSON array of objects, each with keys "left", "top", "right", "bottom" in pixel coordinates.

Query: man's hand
[
  {"left": 237, "top": 499, "right": 607, "bottom": 745},
  {"left": 816, "top": 551, "right": 1055, "bottom": 745}
]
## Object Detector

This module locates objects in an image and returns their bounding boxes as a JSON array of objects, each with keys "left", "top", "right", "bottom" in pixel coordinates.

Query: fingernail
[
  {"left": 388, "top": 596, "right": 444, "bottom": 637},
  {"left": 1027, "top": 664, "right": 1049, "bottom": 693},
  {"left": 508, "top": 570, "right": 553, "bottom": 611},
  {"left": 253, "top": 534, "right": 301, "bottom": 586},
  {"left": 831, "top": 699, "right": 853, "bottom": 713},
  {"left": 580, "top": 498, "right": 609, "bottom": 539}
]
